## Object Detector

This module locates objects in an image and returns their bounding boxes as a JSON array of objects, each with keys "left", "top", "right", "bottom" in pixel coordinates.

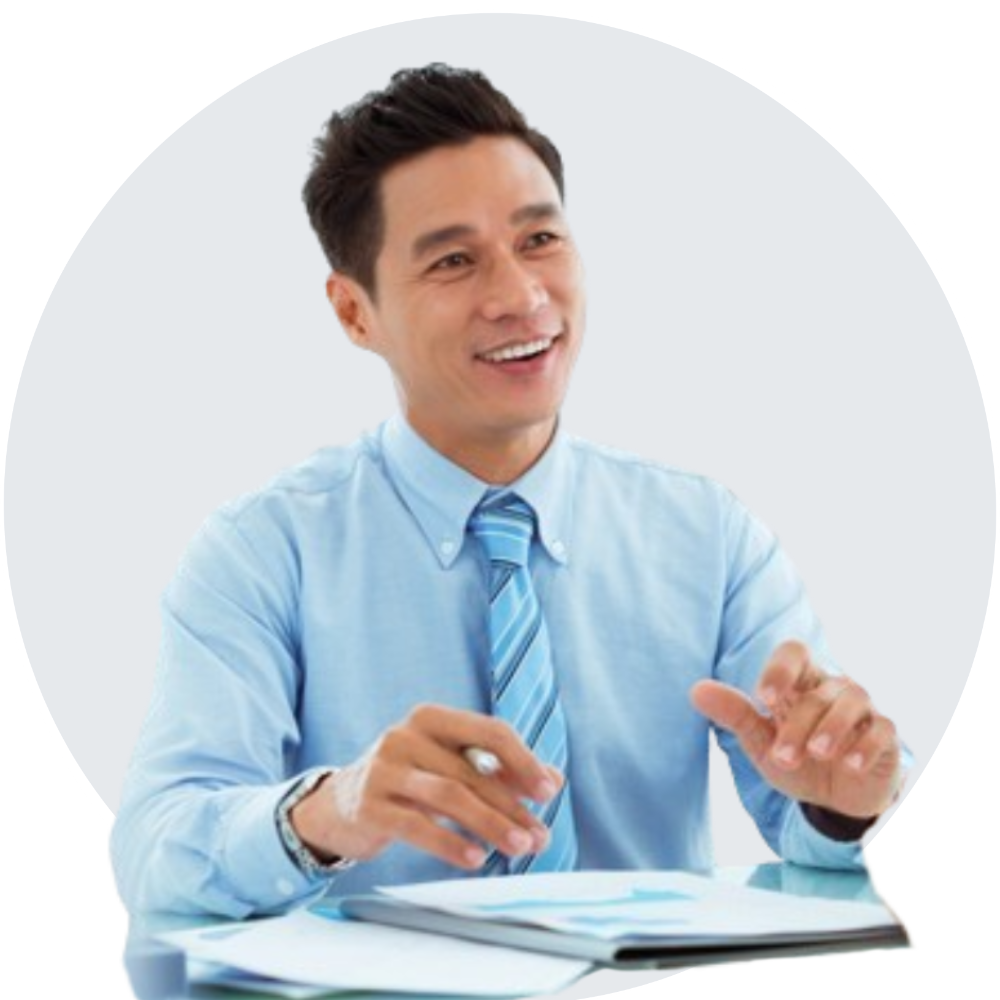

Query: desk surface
[{"left": 125, "top": 863, "right": 888, "bottom": 1000}]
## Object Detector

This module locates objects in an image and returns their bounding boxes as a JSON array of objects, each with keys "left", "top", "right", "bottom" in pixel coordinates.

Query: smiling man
[
  {"left": 328, "top": 135, "right": 583, "bottom": 485},
  {"left": 111, "top": 65, "right": 907, "bottom": 918}
]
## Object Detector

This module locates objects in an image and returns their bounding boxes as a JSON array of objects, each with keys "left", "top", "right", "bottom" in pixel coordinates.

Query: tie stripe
[{"left": 468, "top": 494, "right": 577, "bottom": 875}]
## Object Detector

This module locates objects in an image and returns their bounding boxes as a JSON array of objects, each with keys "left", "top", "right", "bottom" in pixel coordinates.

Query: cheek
[
  {"left": 407, "top": 280, "right": 462, "bottom": 321},
  {"left": 545, "top": 257, "right": 585, "bottom": 307},
  {"left": 392, "top": 320, "right": 471, "bottom": 390}
]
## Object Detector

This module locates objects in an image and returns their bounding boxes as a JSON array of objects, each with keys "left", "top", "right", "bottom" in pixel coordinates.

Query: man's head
[
  {"left": 304, "top": 64, "right": 564, "bottom": 298},
  {"left": 304, "top": 65, "right": 585, "bottom": 483}
]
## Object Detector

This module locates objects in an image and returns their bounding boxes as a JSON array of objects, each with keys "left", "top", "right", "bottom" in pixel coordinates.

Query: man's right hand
[{"left": 289, "top": 704, "right": 560, "bottom": 870}]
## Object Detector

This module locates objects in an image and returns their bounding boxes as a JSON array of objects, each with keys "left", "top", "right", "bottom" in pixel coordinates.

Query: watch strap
[{"left": 276, "top": 768, "right": 357, "bottom": 876}]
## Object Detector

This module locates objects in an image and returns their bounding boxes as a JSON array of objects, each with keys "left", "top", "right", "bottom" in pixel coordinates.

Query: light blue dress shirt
[{"left": 112, "top": 416, "right": 870, "bottom": 918}]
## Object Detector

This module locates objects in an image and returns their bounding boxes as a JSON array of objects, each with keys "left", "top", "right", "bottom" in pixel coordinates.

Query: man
[{"left": 111, "top": 64, "right": 906, "bottom": 918}]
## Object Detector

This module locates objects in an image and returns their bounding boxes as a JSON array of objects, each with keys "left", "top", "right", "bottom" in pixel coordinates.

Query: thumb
[{"left": 690, "top": 680, "right": 774, "bottom": 761}]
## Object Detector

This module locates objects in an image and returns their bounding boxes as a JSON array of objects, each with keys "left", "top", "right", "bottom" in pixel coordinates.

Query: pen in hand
[
  {"left": 465, "top": 747, "right": 564, "bottom": 802},
  {"left": 463, "top": 746, "right": 502, "bottom": 777},
  {"left": 462, "top": 744, "right": 556, "bottom": 856}
]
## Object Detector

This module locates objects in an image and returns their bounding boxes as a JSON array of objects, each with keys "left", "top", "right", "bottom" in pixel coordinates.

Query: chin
[{"left": 490, "top": 409, "right": 561, "bottom": 441}]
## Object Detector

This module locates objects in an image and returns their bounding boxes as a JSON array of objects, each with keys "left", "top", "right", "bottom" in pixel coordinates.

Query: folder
[{"left": 339, "top": 869, "right": 908, "bottom": 970}]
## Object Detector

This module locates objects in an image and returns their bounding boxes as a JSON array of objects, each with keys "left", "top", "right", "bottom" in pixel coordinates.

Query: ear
[{"left": 326, "top": 272, "right": 378, "bottom": 351}]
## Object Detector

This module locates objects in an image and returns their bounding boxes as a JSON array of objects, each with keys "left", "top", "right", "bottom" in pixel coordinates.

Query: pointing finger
[{"left": 691, "top": 680, "right": 775, "bottom": 762}]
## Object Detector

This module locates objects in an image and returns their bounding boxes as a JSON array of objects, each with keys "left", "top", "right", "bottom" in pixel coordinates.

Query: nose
[{"left": 480, "top": 252, "right": 549, "bottom": 322}]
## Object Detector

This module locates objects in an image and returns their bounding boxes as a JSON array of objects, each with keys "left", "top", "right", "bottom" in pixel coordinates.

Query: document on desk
[
  {"left": 158, "top": 908, "right": 591, "bottom": 996},
  {"left": 341, "top": 869, "right": 908, "bottom": 969},
  {"left": 187, "top": 959, "right": 337, "bottom": 998}
]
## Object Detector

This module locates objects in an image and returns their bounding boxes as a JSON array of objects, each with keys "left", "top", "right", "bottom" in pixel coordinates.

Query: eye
[
  {"left": 523, "top": 231, "right": 563, "bottom": 251},
  {"left": 429, "top": 251, "right": 473, "bottom": 272}
]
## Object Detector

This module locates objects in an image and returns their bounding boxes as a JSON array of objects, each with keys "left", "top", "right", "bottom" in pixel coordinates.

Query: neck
[{"left": 407, "top": 417, "right": 557, "bottom": 485}]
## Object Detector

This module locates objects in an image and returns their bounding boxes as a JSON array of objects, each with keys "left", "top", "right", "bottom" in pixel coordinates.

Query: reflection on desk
[{"left": 124, "top": 863, "right": 899, "bottom": 1000}]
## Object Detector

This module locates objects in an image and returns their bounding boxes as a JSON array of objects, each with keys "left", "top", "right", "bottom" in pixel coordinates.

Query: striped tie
[{"left": 468, "top": 493, "right": 577, "bottom": 874}]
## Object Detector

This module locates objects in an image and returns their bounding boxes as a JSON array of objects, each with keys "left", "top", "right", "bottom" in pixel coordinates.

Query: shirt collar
[{"left": 380, "top": 414, "right": 574, "bottom": 569}]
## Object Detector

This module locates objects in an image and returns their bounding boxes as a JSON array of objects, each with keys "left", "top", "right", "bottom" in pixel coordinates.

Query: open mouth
[{"left": 477, "top": 333, "right": 561, "bottom": 365}]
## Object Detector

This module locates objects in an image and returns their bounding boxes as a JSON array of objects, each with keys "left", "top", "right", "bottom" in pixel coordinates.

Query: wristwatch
[{"left": 275, "top": 768, "right": 358, "bottom": 876}]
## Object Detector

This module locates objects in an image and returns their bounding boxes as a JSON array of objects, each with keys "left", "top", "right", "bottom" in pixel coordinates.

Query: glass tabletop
[{"left": 124, "top": 863, "right": 891, "bottom": 1000}]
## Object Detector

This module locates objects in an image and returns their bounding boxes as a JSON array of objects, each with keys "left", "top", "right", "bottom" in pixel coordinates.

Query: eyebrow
[{"left": 410, "top": 202, "right": 563, "bottom": 261}]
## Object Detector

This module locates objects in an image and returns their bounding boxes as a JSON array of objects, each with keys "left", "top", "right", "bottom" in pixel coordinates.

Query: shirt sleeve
[
  {"left": 110, "top": 506, "right": 340, "bottom": 917},
  {"left": 711, "top": 489, "right": 909, "bottom": 870}
]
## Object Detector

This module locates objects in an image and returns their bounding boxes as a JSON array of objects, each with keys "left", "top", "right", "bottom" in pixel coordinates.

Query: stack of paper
[{"left": 159, "top": 907, "right": 591, "bottom": 996}]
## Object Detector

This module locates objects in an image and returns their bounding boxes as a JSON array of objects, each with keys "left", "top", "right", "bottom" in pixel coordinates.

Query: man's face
[{"left": 336, "top": 135, "right": 585, "bottom": 473}]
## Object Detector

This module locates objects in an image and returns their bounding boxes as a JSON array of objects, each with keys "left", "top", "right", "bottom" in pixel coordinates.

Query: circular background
[{"left": 4, "top": 10, "right": 993, "bottom": 883}]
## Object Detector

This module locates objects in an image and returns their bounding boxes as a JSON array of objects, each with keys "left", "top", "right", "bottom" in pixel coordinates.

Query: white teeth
[{"left": 480, "top": 337, "right": 554, "bottom": 363}]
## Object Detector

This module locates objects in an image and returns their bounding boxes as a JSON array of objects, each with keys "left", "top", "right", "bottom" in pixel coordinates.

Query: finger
[
  {"left": 406, "top": 704, "right": 556, "bottom": 802},
  {"left": 368, "top": 798, "right": 490, "bottom": 870},
  {"left": 757, "top": 641, "right": 826, "bottom": 716},
  {"left": 460, "top": 752, "right": 555, "bottom": 838},
  {"left": 373, "top": 725, "right": 548, "bottom": 854},
  {"left": 394, "top": 768, "right": 547, "bottom": 858},
  {"left": 690, "top": 680, "right": 775, "bottom": 762},
  {"left": 768, "top": 676, "right": 854, "bottom": 768},
  {"left": 801, "top": 682, "right": 875, "bottom": 762},
  {"left": 544, "top": 764, "right": 565, "bottom": 790},
  {"left": 840, "top": 716, "right": 901, "bottom": 780}
]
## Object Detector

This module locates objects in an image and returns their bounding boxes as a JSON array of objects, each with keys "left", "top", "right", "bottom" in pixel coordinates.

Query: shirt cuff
[
  {"left": 800, "top": 803, "right": 878, "bottom": 842},
  {"left": 779, "top": 799, "right": 867, "bottom": 870},
  {"left": 220, "top": 775, "right": 340, "bottom": 914}
]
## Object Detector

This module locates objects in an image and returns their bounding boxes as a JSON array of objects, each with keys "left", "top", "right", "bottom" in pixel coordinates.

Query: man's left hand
[{"left": 690, "top": 640, "right": 903, "bottom": 820}]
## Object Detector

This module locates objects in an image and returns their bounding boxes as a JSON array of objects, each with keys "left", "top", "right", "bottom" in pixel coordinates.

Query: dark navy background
[{"left": 5, "top": 15, "right": 995, "bottom": 992}]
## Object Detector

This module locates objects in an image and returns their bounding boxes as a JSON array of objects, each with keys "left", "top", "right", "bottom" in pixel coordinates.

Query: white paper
[
  {"left": 160, "top": 909, "right": 590, "bottom": 996},
  {"left": 188, "top": 959, "right": 339, "bottom": 998},
  {"left": 381, "top": 870, "right": 899, "bottom": 941}
]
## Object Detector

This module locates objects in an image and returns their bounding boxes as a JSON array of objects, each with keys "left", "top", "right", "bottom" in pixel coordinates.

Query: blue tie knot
[{"left": 468, "top": 494, "right": 535, "bottom": 568}]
